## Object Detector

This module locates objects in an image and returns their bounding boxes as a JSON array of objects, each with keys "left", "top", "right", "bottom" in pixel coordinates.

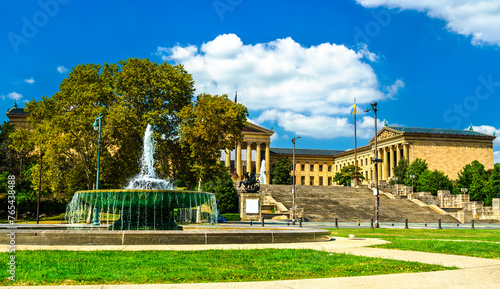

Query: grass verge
[
  {"left": 0, "top": 249, "right": 452, "bottom": 286},
  {"left": 327, "top": 228, "right": 500, "bottom": 259}
]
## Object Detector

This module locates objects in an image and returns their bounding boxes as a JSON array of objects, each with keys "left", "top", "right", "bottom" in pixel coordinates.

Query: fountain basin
[{"left": 66, "top": 190, "right": 217, "bottom": 230}]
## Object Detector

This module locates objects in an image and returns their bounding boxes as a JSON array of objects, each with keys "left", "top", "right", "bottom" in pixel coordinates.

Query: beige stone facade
[{"left": 264, "top": 126, "right": 495, "bottom": 186}]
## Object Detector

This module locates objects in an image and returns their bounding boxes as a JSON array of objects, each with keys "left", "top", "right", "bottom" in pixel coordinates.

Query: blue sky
[{"left": 2, "top": 0, "right": 500, "bottom": 162}]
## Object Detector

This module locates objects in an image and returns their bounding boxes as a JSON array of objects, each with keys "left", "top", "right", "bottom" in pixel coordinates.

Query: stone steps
[{"left": 261, "top": 185, "right": 458, "bottom": 223}]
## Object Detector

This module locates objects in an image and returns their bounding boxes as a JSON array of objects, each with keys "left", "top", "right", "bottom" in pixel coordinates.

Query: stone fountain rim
[{"left": 75, "top": 189, "right": 214, "bottom": 195}]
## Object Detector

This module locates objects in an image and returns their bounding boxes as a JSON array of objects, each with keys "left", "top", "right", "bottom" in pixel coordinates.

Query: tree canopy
[
  {"left": 179, "top": 93, "right": 248, "bottom": 189},
  {"left": 391, "top": 157, "right": 408, "bottom": 185},
  {"left": 333, "top": 165, "right": 365, "bottom": 186},
  {"left": 271, "top": 157, "right": 293, "bottom": 185},
  {"left": 404, "top": 158, "right": 428, "bottom": 192},
  {"left": 417, "top": 169, "right": 453, "bottom": 195},
  {"left": 10, "top": 58, "right": 195, "bottom": 200}
]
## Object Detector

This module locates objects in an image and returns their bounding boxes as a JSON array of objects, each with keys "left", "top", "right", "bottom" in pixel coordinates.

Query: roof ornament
[
  {"left": 494, "top": 132, "right": 496, "bottom": 136},
  {"left": 468, "top": 123, "right": 474, "bottom": 131},
  {"left": 402, "top": 127, "right": 405, "bottom": 132},
  {"left": 13, "top": 100, "right": 18, "bottom": 108},
  {"left": 384, "top": 120, "right": 388, "bottom": 127}
]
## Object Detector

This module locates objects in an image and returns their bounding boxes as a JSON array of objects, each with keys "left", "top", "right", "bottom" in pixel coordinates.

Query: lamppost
[
  {"left": 410, "top": 174, "right": 416, "bottom": 192},
  {"left": 292, "top": 136, "right": 301, "bottom": 225},
  {"left": 461, "top": 188, "right": 468, "bottom": 194},
  {"left": 92, "top": 113, "right": 103, "bottom": 226},
  {"left": 365, "top": 102, "right": 381, "bottom": 228},
  {"left": 36, "top": 151, "right": 44, "bottom": 224}
]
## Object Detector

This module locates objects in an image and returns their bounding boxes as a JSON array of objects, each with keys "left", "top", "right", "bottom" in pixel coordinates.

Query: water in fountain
[
  {"left": 259, "top": 159, "right": 266, "bottom": 185},
  {"left": 125, "top": 124, "right": 174, "bottom": 190},
  {"left": 65, "top": 124, "right": 217, "bottom": 230}
]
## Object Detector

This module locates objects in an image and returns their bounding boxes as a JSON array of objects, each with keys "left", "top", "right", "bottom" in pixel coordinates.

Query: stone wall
[{"left": 412, "top": 140, "right": 494, "bottom": 180}]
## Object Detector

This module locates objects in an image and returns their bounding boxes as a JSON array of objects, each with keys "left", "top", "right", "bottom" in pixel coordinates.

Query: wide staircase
[{"left": 260, "top": 185, "right": 458, "bottom": 223}]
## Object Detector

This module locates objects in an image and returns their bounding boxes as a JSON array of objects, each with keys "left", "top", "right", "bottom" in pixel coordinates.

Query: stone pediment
[
  {"left": 243, "top": 122, "right": 274, "bottom": 136},
  {"left": 369, "top": 127, "right": 402, "bottom": 144}
]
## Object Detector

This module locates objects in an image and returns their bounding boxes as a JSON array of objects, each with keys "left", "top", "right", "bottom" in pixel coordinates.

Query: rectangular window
[
  {"left": 301, "top": 176, "right": 305, "bottom": 185},
  {"left": 328, "top": 177, "right": 332, "bottom": 186},
  {"left": 319, "top": 176, "right": 323, "bottom": 186},
  {"left": 309, "top": 176, "right": 314, "bottom": 186},
  {"left": 361, "top": 159, "right": 363, "bottom": 166},
  {"left": 328, "top": 165, "right": 332, "bottom": 172},
  {"left": 301, "top": 164, "right": 305, "bottom": 171},
  {"left": 319, "top": 165, "right": 323, "bottom": 172},
  {"left": 310, "top": 165, "right": 314, "bottom": 171}
]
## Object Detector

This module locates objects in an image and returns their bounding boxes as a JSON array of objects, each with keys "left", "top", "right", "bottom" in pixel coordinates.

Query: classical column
[
  {"left": 404, "top": 143, "right": 410, "bottom": 162},
  {"left": 378, "top": 148, "right": 384, "bottom": 181},
  {"left": 265, "top": 143, "right": 270, "bottom": 184},
  {"left": 255, "top": 142, "right": 262, "bottom": 174},
  {"left": 389, "top": 146, "right": 395, "bottom": 178},
  {"left": 246, "top": 142, "right": 252, "bottom": 174},
  {"left": 236, "top": 142, "right": 242, "bottom": 178},
  {"left": 225, "top": 148, "right": 231, "bottom": 170},
  {"left": 384, "top": 148, "right": 390, "bottom": 180}
]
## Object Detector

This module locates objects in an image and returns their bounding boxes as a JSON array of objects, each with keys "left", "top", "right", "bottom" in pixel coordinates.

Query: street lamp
[
  {"left": 92, "top": 113, "right": 103, "bottom": 226},
  {"left": 365, "top": 102, "right": 381, "bottom": 228},
  {"left": 292, "top": 136, "right": 301, "bottom": 225},
  {"left": 461, "top": 188, "right": 468, "bottom": 194},
  {"left": 410, "top": 174, "right": 416, "bottom": 192}
]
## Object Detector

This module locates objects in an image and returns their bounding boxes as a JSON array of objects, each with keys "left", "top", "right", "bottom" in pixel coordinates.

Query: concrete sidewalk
[{"left": 4, "top": 237, "right": 500, "bottom": 289}]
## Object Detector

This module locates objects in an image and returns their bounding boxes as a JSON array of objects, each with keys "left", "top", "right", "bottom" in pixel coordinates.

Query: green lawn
[
  {"left": 0, "top": 249, "right": 452, "bottom": 286},
  {"left": 327, "top": 228, "right": 500, "bottom": 259}
]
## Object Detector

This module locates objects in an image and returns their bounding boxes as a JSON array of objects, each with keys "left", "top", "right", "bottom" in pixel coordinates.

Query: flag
[
  {"left": 350, "top": 104, "right": 357, "bottom": 115},
  {"left": 234, "top": 91, "right": 237, "bottom": 103}
]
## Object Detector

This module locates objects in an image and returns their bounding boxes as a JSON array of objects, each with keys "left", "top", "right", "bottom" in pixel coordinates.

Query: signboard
[
  {"left": 373, "top": 188, "right": 378, "bottom": 196},
  {"left": 246, "top": 199, "right": 259, "bottom": 214}
]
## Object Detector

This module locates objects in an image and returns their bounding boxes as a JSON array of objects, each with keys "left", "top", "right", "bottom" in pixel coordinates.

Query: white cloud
[
  {"left": 57, "top": 66, "right": 68, "bottom": 73},
  {"left": 24, "top": 77, "right": 35, "bottom": 84},
  {"left": 356, "top": 0, "right": 500, "bottom": 46},
  {"left": 494, "top": 151, "right": 500, "bottom": 164},
  {"left": 253, "top": 110, "right": 384, "bottom": 140},
  {"left": 469, "top": 125, "right": 500, "bottom": 146},
  {"left": 1, "top": 92, "right": 23, "bottom": 101},
  {"left": 385, "top": 79, "right": 405, "bottom": 98},
  {"left": 158, "top": 34, "right": 403, "bottom": 139}
]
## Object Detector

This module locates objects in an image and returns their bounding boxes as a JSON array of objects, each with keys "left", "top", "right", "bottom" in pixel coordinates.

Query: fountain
[
  {"left": 259, "top": 159, "right": 266, "bottom": 185},
  {"left": 65, "top": 125, "right": 217, "bottom": 230}
]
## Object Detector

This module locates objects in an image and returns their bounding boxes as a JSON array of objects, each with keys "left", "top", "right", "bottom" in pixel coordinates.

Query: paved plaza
[{"left": 3, "top": 233, "right": 500, "bottom": 289}]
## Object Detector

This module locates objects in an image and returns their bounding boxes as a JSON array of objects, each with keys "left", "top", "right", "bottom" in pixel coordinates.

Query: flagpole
[
  {"left": 353, "top": 98, "right": 358, "bottom": 184},
  {"left": 232, "top": 91, "right": 239, "bottom": 180}
]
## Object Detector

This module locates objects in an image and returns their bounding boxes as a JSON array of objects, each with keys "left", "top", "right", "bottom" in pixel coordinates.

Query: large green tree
[
  {"left": 417, "top": 169, "right": 453, "bottom": 195},
  {"left": 0, "top": 121, "right": 35, "bottom": 215},
  {"left": 484, "top": 163, "right": 500, "bottom": 206},
  {"left": 202, "top": 170, "right": 238, "bottom": 214},
  {"left": 391, "top": 157, "right": 409, "bottom": 185},
  {"left": 11, "top": 58, "right": 195, "bottom": 200},
  {"left": 404, "top": 158, "right": 428, "bottom": 192},
  {"left": 179, "top": 93, "right": 248, "bottom": 190},
  {"left": 454, "top": 160, "right": 487, "bottom": 200},
  {"left": 333, "top": 165, "right": 365, "bottom": 186},
  {"left": 271, "top": 157, "right": 293, "bottom": 185}
]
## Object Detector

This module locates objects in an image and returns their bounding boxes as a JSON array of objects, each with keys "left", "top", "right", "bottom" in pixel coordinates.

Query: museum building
[
  {"left": 7, "top": 105, "right": 496, "bottom": 185},
  {"left": 227, "top": 122, "right": 495, "bottom": 185}
]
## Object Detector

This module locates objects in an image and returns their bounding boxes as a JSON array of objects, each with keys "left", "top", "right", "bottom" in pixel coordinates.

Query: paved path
[{"left": 3, "top": 237, "right": 500, "bottom": 289}]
